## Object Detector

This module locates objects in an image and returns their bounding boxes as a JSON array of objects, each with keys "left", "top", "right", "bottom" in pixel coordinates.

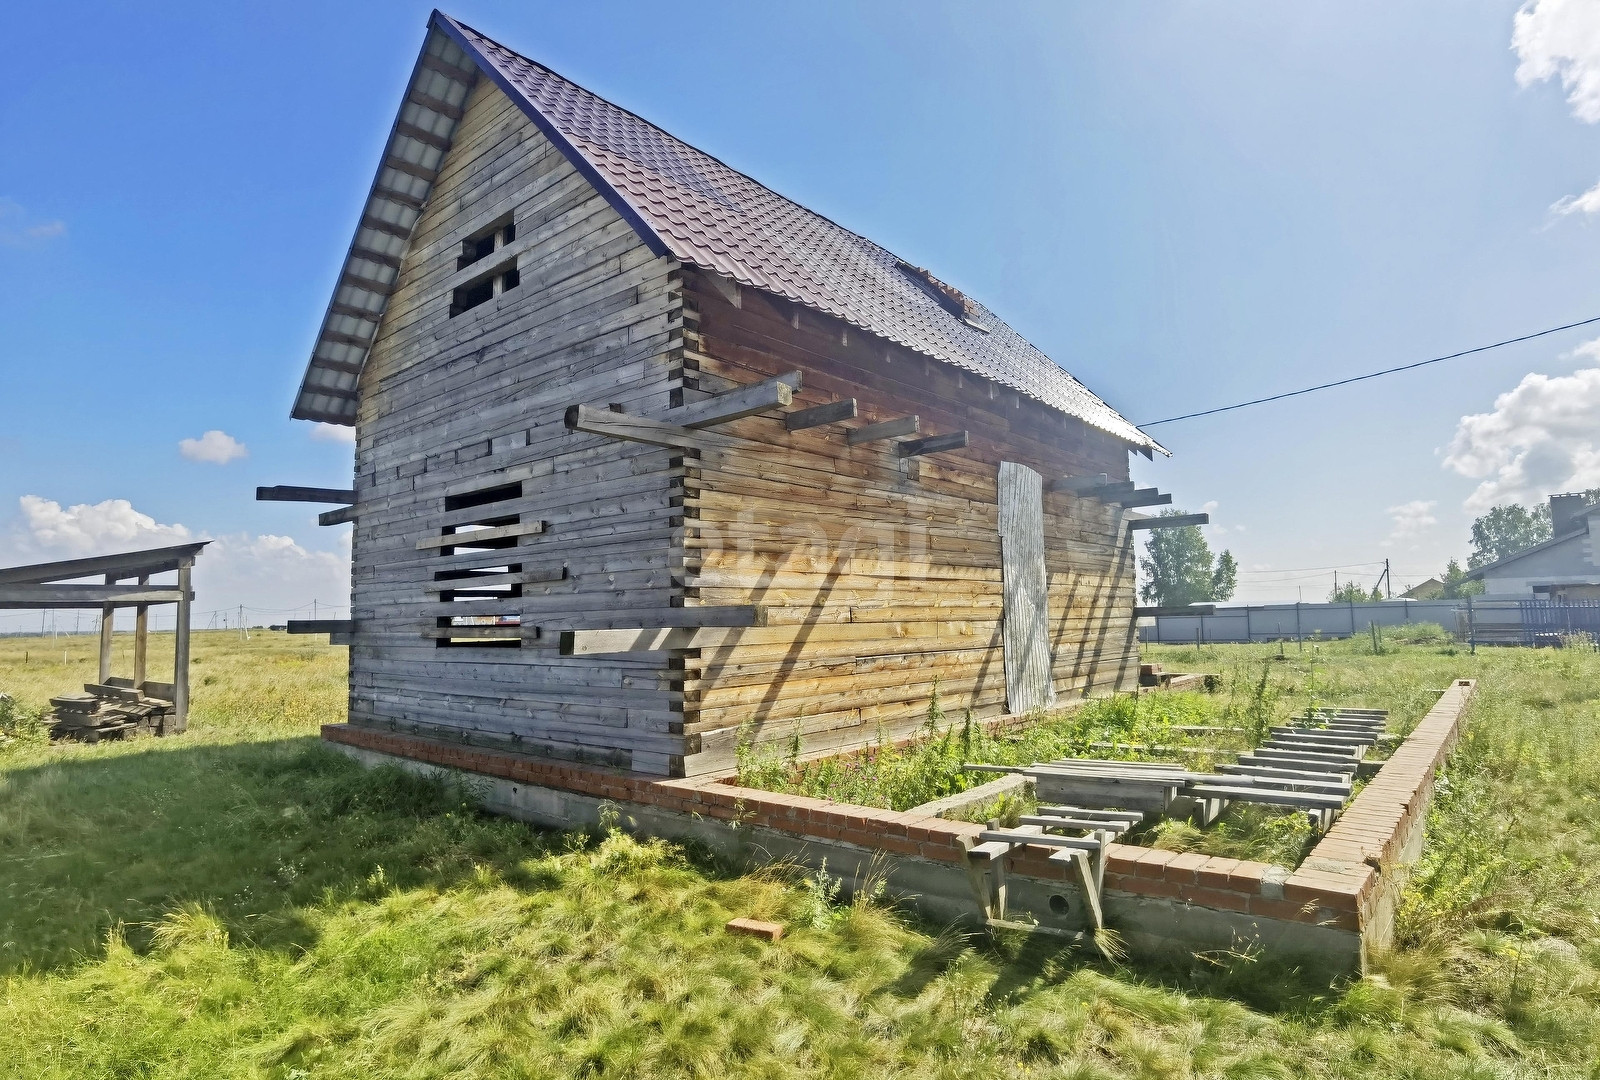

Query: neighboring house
[
  {"left": 1400, "top": 578, "right": 1445, "bottom": 600},
  {"left": 1465, "top": 493, "right": 1600, "bottom": 601},
  {"left": 281, "top": 12, "right": 1173, "bottom": 777}
]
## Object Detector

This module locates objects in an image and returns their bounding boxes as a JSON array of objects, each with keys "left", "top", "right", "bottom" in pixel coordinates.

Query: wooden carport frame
[{"left": 0, "top": 542, "right": 207, "bottom": 729}]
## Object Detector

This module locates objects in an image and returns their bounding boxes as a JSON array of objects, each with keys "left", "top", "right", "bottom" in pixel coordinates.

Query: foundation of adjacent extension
[{"left": 323, "top": 679, "right": 1476, "bottom": 979}]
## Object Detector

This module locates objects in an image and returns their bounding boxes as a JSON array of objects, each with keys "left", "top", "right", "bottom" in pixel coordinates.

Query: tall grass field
[{"left": 2, "top": 628, "right": 1598, "bottom": 1078}]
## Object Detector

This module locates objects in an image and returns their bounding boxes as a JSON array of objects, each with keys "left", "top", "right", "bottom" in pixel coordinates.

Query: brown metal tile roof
[{"left": 296, "top": 11, "right": 1161, "bottom": 453}]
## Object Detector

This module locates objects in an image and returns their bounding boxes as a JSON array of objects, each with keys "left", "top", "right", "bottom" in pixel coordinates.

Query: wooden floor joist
[
  {"left": 256, "top": 485, "right": 358, "bottom": 504},
  {"left": 784, "top": 398, "right": 857, "bottom": 430},
  {"left": 846, "top": 416, "right": 918, "bottom": 445}
]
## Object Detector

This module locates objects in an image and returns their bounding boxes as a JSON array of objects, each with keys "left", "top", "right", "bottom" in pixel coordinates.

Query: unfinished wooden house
[{"left": 282, "top": 11, "right": 1180, "bottom": 777}]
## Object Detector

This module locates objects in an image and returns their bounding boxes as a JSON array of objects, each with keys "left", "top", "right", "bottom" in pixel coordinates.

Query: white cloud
[
  {"left": 178, "top": 430, "right": 248, "bottom": 465},
  {"left": 1442, "top": 354, "right": 1600, "bottom": 511},
  {"left": 1514, "top": 0, "right": 1600, "bottom": 122},
  {"left": 17, "top": 495, "right": 191, "bottom": 555},
  {"left": 309, "top": 423, "right": 356, "bottom": 444},
  {"left": 1385, "top": 500, "right": 1438, "bottom": 548},
  {"left": 1, "top": 497, "right": 350, "bottom": 625},
  {"left": 1552, "top": 177, "right": 1600, "bottom": 215},
  {"left": 0, "top": 197, "right": 66, "bottom": 247}
]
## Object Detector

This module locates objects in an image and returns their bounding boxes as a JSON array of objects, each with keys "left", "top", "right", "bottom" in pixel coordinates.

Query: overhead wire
[{"left": 1140, "top": 314, "right": 1600, "bottom": 427}]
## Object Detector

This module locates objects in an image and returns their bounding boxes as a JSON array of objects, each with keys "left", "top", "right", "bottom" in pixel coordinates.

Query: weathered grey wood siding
[
  {"left": 347, "top": 80, "right": 686, "bottom": 774},
  {"left": 998, "top": 461, "right": 1056, "bottom": 714}
]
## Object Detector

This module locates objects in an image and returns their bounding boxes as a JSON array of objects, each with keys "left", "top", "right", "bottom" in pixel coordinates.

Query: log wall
[
  {"left": 677, "top": 270, "right": 1140, "bottom": 774},
  {"left": 348, "top": 80, "right": 687, "bottom": 774},
  {"left": 341, "top": 81, "right": 1140, "bottom": 779}
]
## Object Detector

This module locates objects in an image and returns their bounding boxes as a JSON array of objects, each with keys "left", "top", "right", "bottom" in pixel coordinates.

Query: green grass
[{"left": 2, "top": 630, "right": 1599, "bottom": 1077}]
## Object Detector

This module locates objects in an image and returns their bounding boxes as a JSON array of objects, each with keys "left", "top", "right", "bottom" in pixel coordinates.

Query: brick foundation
[{"left": 323, "top": 679, "right": 1474, "bottom": 971}]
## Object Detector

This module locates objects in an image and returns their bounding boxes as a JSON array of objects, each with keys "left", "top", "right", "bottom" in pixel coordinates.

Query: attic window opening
[
  {"left": 458, "top": 216, "right": 516, "bottom": 270},
  {"left": 894, "top": 259, "right": 980, "bottom": 324},
  {"left": 449, "top": 260, "right": 520, "bottom": 318}
]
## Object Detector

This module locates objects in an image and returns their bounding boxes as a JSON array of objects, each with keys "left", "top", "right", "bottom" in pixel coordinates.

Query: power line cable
[{"left": 1140, "top": 314, "right": 1600, "bottom": 427}]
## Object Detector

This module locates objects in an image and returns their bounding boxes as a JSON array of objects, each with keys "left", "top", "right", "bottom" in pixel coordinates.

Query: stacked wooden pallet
[
  {"left": 969, "top": 708, "right": 1388, "bottom": 833},
  {"left": 49, "top": 678, "right": 176, "bottom": 743}
]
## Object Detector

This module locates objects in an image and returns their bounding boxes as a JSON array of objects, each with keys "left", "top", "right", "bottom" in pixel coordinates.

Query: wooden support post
[
  {"left": 784, "top": 398, "right": 857, "bottom": 431},
  {"left": 98, "top": 573, "right": 115, "bottom": 685},
  {"left": 897, "top": 431, "right": 969, "bottom": 457},
  {"left": 846, "top": 416, "right": 918, "bottom": 445},
  {"left": 173, "top": 564, "right": 191, "bottom": 733},
  {"left": 133, "top": 574, "right": 149, "bottom": 688}
]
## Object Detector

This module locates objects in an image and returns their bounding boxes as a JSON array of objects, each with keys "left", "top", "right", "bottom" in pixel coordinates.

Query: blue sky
[{"left": 2, "top": 0, "right": 1598, "bottom": 624}]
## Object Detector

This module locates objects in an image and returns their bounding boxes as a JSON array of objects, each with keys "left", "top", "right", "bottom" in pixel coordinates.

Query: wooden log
[
  {"left": 1076, "top": 481, "right": 1137, "bottom": 500},
  {"left": 784, "top": 399, "right": 857, "bottom": 431},
  {"left": 0, "top": 584, "right": 188, "bottom": 608},
  {"left": 319, "top": 505, "right": 362, "bottom": 526},
  {"left": 288, "top": 620, "right": 356, "bottom": 635},
  {"left": 1127, "top": 513, "right": 1208, "bottom": 530},
  {"left": 564, "top": 404, "right": 748, "bottom": 452},
  {"left": 562, "top": 625, "right": 741, "bottom": 655},
  {"left": 897, "top": 431, "right": 969, "bottom": 457},
  {"left": 672, "top": 370, "right": 800, "bottom": 428},
  {"left": 846, "top": 416, "right": 918, "bottom": 445},
  {"left": 1053, "top": 473, "right": 1110, "bottom": 494},
  {"left": 415, "top": 520, "right": 547, "bottom": 549},
  {"left": 256, "top": 485, "right": 357, "bottom": 504},
  {"left": 1115, "top": 489, "right": 1171, "bottom": 508}
]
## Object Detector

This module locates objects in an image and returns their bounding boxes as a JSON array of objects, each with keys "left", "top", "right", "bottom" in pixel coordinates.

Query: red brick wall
[{"left": 323, "top": 678, "right": 1473, "bottom": 943}]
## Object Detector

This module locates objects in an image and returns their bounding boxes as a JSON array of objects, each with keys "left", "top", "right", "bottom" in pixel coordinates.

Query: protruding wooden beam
[
  {"left": 559, "top": 607, "right": 768, "bottom": 655},
  {"left": 785, "top": 398, "right": 857, "bottom": 431},
  {"left": 847, "top": 416, "right": 919, "bottom": 445},
  {"left": 256, "top": 485, "right": 357, "bottom": 504},
  {"left": 1071, "top": 481, "right": 1138, "bottom": 500},
  {"left": 287, "top": 620, "right": 354, "bottom": 635},
  {"left": 318, "top": 505, "right": 361, "bottom": 526},
  {"left": 423, "top": 566, "right": 568, "bottom": 593},
  {"left": 565, "top": 404, "right": 735, "bottom": 451},
  {"left": 1054, "top": 473, "right": 1110, "bottom": 494},
  {"left": 673, "top": 371, "right": 801, "bottom": 428},
  {"left": 1133, "top": 605, "right": 1216, "bottom": 617},
  {"left": 897, "top": 431, "right": 969, "bottom": 457},
  {"left": 1127, "top": 513, "right": 1208, "bottom": 530},
  {"left": 1116, "top": 489, "right": 1172, "bottom": 508},
  {"left": 415, "top": 521, "right": 547, "bottom": 550}
]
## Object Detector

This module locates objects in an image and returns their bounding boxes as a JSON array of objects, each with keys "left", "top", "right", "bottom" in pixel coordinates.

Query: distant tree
[
  {"left": 1329, "top": 580, "right": 1372, "bottom": 603},
  {"left": 1439, "top": 557, "right": 1485, "bottom": 599},
  {"left": 1211, "top": 550, "right": 1238, "bottom": 602},
  {"left": 1468, "top": 503, "right": 1550, "bottom": 568},
  {"left": 1139, "top": 512, "right": 1236, "bottom": 607}
]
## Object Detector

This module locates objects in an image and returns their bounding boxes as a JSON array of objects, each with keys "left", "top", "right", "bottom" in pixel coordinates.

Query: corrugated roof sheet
[
  {"left": 297, "top": 11, "right": 1160, "bottom": 452},
  {"left": 440, "top": 15, "right": 1159, "bottom": 453}
]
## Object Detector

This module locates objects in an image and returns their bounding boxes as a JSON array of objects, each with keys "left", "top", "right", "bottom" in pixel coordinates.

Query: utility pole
[{"left": 1382, "top": 559, "right": 1391, "bottom": 600}]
